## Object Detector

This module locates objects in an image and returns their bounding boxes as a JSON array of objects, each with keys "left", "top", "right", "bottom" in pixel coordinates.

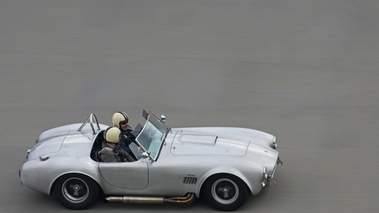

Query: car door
[{"left": 98, "top": 159, "right": 148, "bottom": 190}]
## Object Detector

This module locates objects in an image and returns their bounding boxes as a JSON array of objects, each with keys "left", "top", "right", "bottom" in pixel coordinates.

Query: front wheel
[
  {"left": 52, "top": 174, "right": 99, "bottom": 210},
  {"left": 203, "top": 174, "right": 248, "bottom": 211}
]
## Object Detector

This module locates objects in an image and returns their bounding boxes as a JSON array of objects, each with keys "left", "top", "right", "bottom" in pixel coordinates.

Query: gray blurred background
[{"left": 1, "top": 0, "right": 378, "bottom": 212}]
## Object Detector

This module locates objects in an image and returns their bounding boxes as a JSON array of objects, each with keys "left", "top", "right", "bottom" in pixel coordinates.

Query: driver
[
  {"left": 112, "top": 111, "right": 139, "bottom": 160},
  {"left": 98, "top": 127, "right": 136, "bottom": 162}
]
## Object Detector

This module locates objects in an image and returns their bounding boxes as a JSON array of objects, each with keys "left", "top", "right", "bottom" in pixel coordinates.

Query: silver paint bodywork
[{"left": 20, "top": 111, "right": 280, "bottom": 200}]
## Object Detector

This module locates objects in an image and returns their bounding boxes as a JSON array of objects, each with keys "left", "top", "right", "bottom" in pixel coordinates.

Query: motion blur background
[{"left": 1, "top": 0, "right": 378, "bottom": 212}]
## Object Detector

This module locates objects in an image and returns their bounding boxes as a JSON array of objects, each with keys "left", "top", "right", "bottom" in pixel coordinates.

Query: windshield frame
[{"left": 135, "top": 111, "right": 170, "bottom": 161}]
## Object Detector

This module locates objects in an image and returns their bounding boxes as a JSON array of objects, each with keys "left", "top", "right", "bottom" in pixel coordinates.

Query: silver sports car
[{"left": 19, "top": 110, "right": 282, "bottom": 211}]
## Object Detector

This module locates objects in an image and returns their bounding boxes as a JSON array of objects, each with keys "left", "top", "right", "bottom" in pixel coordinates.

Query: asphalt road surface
[{"left": 1, "top": 0, "right": 379, "bottom": 213}]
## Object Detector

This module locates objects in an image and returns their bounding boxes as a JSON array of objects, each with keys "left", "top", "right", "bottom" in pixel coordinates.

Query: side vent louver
[{"left": 183, "top": 177, "right": 197, "bottom": 184}]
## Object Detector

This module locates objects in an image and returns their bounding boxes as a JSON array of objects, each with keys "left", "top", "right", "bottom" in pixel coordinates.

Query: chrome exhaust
[
  {"left": 105, "top": 193, "right": 194, "bottom": 205},
  {"left": 164, "top": 193, "right": 195, "bottom": 204}
]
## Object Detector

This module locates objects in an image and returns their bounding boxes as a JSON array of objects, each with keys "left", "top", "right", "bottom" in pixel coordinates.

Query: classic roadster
[{"left": 20, "top": 110, "right": 281, "bottom": 211}]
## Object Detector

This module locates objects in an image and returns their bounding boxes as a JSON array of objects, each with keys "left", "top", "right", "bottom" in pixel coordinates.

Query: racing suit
[
  {"left": 119, "top": 127, "right": 138, "bottom": 160},
  {"left": 98, "top": 143, "right": 136, "bottom": 162}
]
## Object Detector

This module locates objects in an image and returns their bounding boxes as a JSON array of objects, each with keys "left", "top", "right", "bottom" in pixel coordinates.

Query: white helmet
[
  {"left": 104, "top": 127, "right": 121, "bottom": 143},
  {"left": 112, "top": 112, "right": 129, "bottom": 128}
]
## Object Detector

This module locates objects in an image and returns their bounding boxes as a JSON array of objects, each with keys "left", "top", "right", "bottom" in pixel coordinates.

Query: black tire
[
  {"left": 52, "top": 174, "right": 99, "bottom": 210},
  {"left": 203, "top": 174, "right": 248, "bottom": 211}
]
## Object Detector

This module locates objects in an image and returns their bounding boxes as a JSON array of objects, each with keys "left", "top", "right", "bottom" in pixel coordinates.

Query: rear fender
[
  {"left": 49, "top": 171, "right": 103, "bottom": 196},
  {"left": 46, "top": 157, "right": 103, "bottom": 195}
]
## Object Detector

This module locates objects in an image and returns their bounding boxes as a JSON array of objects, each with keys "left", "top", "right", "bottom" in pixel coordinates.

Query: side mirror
[
  {"left": 160, "top": 115, "right": 166, "bottom": 123},
  {"left": 141, "top": 152, "right": 150, "bottom": 159},
  {"left": 142, "top": 109, "right": 149, "bottom": 120}
]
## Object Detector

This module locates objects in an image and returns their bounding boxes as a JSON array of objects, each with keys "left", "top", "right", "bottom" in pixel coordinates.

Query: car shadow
[{"left": 92, "top": 196, "right": 210, "bottom": 212}]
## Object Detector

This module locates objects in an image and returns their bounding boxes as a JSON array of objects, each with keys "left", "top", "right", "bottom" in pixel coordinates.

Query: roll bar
[{"left": 77, "top": 113, "right": 101, "bottom": 134}]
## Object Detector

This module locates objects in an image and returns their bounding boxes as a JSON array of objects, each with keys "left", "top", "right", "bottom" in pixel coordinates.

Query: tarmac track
[{"left": 1, "top": 1, "right": 379, "bottom": 213}]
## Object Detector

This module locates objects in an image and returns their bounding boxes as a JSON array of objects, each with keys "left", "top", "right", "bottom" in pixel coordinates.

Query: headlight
[
  {"left": 261, "top": 167, "right": 273, "bottom": 188},
  {"left": 263, "top": 167, "right": 272, "bottom": 181}
]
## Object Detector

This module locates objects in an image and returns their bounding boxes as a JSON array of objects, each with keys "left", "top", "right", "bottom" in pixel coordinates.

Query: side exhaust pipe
[
  {"left": 164, "top": 193, "right": 195, "bottom": 204},
  {"left": 105, "top": 193, "right": 194, "bottom": 205}
]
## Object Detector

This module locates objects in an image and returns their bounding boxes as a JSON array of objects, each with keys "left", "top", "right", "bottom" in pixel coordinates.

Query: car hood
[{"left": 169, "top": 127, "right": 277, "bottom": 157}]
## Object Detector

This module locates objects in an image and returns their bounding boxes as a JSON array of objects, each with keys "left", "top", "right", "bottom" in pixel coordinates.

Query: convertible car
[{"left": 19, "top": 110, "right": 282, "bottom": 211}]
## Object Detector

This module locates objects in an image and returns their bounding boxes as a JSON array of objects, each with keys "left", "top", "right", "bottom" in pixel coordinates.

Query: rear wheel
[
  {"left": 52, "top": 174, "right": 99, "bottom": 210},
  {"left": 203, "top": 174, "right": 248, "bottom": 211}
]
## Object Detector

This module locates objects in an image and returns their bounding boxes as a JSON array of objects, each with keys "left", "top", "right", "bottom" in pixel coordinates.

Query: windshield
[{"left": 135, "top": 112, "right": 170, "bottom": 160}]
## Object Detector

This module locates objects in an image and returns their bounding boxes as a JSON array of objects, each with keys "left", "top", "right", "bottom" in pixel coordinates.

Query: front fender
[{"left": 196, "top": 164, "right": 262, "bottom": 197}]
